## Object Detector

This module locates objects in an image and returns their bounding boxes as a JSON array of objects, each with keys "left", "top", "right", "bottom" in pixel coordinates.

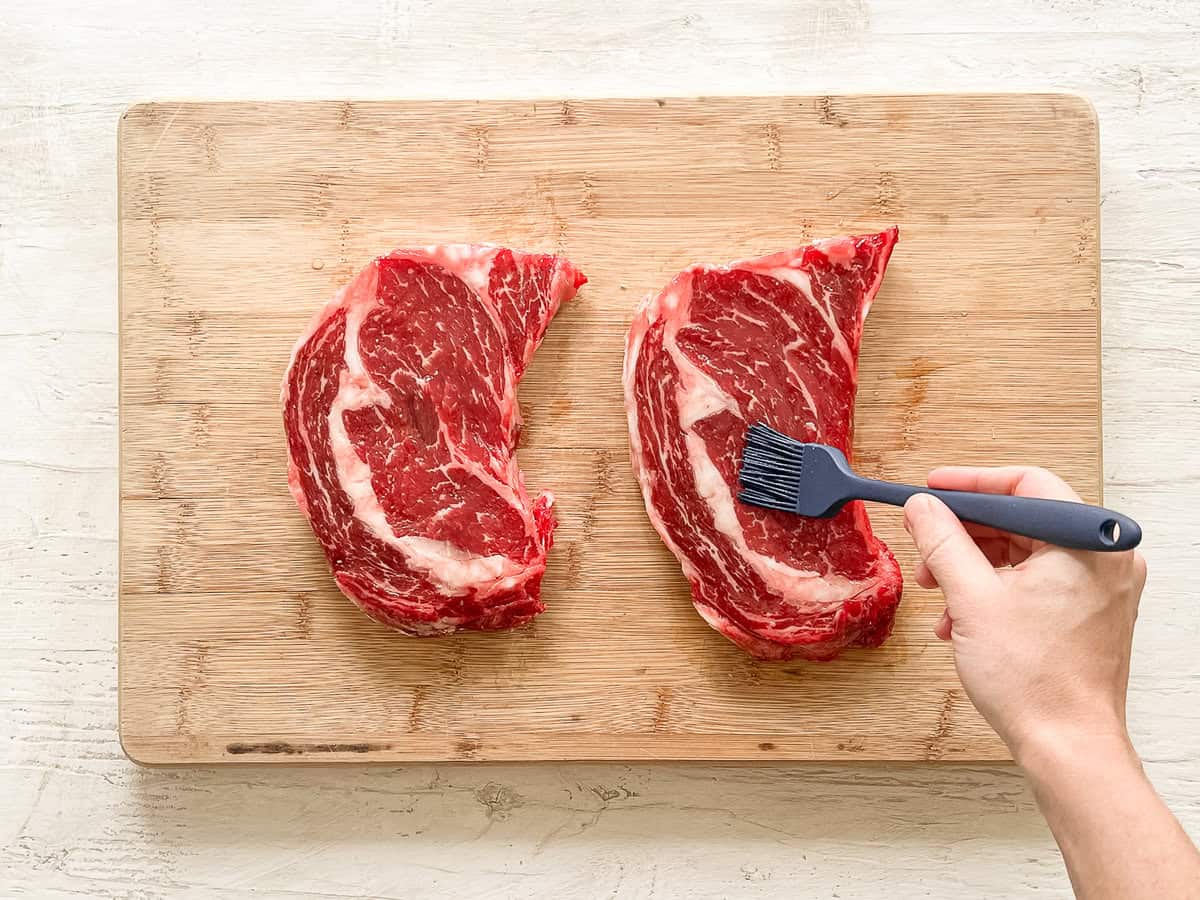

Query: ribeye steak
[
  {"left": 623, "top": 229, "right": 902, "bottom": 661},
  {"left": 283, "top": 244, "right": 586, "bottom": 634}
]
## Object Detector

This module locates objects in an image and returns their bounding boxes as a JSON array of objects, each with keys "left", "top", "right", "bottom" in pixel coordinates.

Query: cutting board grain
[{"left": 118, "top": 95, "right": 1100, "bottom": 764}]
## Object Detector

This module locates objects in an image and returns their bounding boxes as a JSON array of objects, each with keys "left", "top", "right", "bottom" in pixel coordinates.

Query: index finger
[{"left": 927, "top": 465, "right": 1082, "bottom": 503}]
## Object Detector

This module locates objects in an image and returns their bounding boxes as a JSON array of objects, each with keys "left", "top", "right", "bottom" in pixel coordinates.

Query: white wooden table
[{"left": 3, "top": 2, "right": 1198, "bottom": 896}]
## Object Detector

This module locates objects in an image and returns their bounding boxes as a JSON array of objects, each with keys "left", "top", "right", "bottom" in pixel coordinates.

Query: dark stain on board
[
  {"left": 652, "top": 686, "right": 673, "bottom": 731},
  {"left": 226, "top": 740, "right": 385, "bottom": 756},
  {"left": 455, "top": 737, "right": 482, "bottom": 758},
  {"left": 763, "top": 123, "right": 782, "bottom": 171},
  {"left": 924, "top": 688, "right": 958, "bottom": 761},
  {"left": 817, "top": 96, "right": 848, "bottom": 127}
]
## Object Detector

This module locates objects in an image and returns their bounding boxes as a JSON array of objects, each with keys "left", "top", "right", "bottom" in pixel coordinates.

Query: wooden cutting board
[{"left": 118, "top": 95, "right": 1101, "bottom": 764}]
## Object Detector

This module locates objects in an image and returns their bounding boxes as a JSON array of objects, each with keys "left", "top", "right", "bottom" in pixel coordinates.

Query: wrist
[{"left": 1012, "top": 721, "right": 1139, "bottom": 780}]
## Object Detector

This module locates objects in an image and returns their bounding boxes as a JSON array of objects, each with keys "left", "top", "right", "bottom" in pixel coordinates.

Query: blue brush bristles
[{"left": 737, "top": 422, "right": 806, "bottom": 511}]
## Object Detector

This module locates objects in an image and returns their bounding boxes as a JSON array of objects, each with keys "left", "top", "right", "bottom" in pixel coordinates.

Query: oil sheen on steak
[
  {"left": 623, "top": 229, "right": 902, "bottom": 661},
  {"left": 283, "top": 245, "right": 586, "bottom": 635}
]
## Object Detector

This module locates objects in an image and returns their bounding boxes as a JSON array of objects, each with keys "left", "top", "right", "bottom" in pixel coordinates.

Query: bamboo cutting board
[{"left": 118, "top": 96, "right": 1101, "bottom": 764}]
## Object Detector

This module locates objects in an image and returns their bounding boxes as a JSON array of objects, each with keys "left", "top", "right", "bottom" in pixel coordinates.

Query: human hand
[{"left": 902, "top": 467, "right": 1147, "bottom": 762}]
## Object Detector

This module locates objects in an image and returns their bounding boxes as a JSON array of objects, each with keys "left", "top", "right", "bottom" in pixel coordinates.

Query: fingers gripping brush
[{"left": 738, "top": 423, "right": 1141, "bottom": 552}]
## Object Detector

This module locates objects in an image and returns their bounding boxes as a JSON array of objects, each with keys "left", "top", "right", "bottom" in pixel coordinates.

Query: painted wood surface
[
  {"left": 3, "top": 1, "right": 1198, "bottom": 896},
  {"left": 118, "top": 95, "right": 1099, "bottom": 764}
]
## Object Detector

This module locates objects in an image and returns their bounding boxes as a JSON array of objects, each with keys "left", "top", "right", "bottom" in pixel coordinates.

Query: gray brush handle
[{"left": 850, "top": 477, "right": 1141, "bottom": 552}]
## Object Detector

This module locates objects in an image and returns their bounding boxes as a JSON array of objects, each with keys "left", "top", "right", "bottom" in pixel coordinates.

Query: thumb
[{"left": 903, "top": 493, "right": 999, "bottom": 607}]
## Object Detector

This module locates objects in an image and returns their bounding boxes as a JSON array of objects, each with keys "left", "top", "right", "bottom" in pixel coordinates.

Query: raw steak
[
  {"left": 283, "top": 244, "right": 586, "bottom": 634},
  {"left": 623, "top": 229, "right": 902, "bottom": 661}
]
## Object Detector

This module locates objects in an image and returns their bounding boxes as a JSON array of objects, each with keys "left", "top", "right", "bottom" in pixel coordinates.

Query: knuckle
[
  {"left": 921, "top": 527, "right": 960, "bottom": 569},
  {"left": 1108, "top": 548, "right": 1146, "bottom": 579},
  {"left": 1020, "top": 466, "right": 1079, "bottom": 501}
]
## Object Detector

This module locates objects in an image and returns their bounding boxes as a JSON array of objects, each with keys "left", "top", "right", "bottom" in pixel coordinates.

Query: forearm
[{"left": 1018, "top": 730, "right": 1200, "bottom": 899}]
